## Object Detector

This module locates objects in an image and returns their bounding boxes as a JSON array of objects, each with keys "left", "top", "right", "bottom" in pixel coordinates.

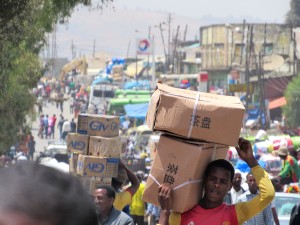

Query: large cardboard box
[
  {"left": 89, "top": 136, "right": 122, "bottom": 157},
  {"left": 120, "top": 136, "right": 128, "bottom": 158},
  {"left": 146, "top": 83, "right": 245, "bottom": 146},
  {"left": 78, "top": 176, "right": 112, "bottom": 194},
  {"left": 69, "top": 153, "right": 79, "bottom": 174},
  {"left": 142, "top": 135, "right": 229, "bottom": 213},
  {"left": 77, "top": 113, "right": 120, "bottom": 137},
  {"left": 66, "top": 133, "right": 89, "bottom": 154},
  {"left": 76, "top": 155, "right": 119, "bottom": 177}
]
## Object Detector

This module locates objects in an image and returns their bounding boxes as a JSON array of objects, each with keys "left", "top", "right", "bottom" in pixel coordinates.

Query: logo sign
[
  {"left": 69, "top": 141, "right": 85, "bottom": 151},
  {"left": 89, "top": 121, "right": 119, "bottom": 131},
  {"left": 136, "top": 38, "right": 153, "bottom": 55},
  {"left": 86, "top": 162, "right": 105, "bottom": 173}
]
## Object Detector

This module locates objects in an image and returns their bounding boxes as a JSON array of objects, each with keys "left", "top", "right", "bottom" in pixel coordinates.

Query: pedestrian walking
[
  {"left": 57, "top": 115, "right": 65, "bottom": 141},
  {"left": 44, "top": 115, "right": 49, "bottom": 138},
  {"left": 70, "top": 118, "right": 77, "bottom": 133},
  {"left": 49, "top": 114, "right": 57, "bottom": 138},
  {"left": 37, "top": 114, "right": 44, "bottom": 139},
  {"left": 26, "top": 133, "right": 35, "bottom": 161},
  {"left": 62, "top": 119, "right": 71, "bottom": 141}
]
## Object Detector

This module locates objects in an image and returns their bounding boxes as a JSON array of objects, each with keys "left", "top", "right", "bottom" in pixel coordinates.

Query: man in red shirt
[{"left": 158, "top": 138, "right": 275, "bottom": 225}]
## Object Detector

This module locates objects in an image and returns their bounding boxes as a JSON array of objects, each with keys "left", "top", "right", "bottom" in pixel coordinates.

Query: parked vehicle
[
  {"left": 274, "top": 192, "right": 300, "bottom": 225},
  {"left": 38, "top": 141, "right": 68, "bottom": 164}
]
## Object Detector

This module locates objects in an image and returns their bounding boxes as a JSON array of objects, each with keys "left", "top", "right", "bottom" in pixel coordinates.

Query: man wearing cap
[{"left": 277, "top": 147, "right": 300, "bottom": 184}]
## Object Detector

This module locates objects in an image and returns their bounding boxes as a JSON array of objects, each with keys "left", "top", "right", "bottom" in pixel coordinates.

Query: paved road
[{"left": 31, "top": 98, "right": 73, "bottom": 158}]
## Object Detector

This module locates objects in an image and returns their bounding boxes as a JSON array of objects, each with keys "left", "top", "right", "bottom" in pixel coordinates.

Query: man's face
[
  {"left": 94, "top": 189, "right": 113, "bottom": 214},
  {"left": 204, "top": 167, "right": 232, "bottom": 203},
  {"left": 0, "top": 210, "right": 51, "bottom": 225},
  {"left": 232, "top": 173, "right": 242, "bottom": 188},
  {"left": 247, "top": 174, "right": 257, "bottom": 194},
  {"left": 297, "top": 151, "right": 300, "bottom": 160}
]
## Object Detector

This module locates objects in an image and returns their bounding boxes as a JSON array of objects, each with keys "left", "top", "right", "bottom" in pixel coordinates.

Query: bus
[
  {"left": 88, "top": 83, "right": 118, "bottom": 113},
  {"left": 115, "top": 89, "right": 152, "bottom": 98},
  {"left": 107, "top": 97, "right": 150, "bottom": 116}
]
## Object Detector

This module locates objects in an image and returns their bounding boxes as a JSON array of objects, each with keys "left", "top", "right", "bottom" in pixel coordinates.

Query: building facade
[{"left": 200, "top": 23, "right": 294, "bottom": 96}]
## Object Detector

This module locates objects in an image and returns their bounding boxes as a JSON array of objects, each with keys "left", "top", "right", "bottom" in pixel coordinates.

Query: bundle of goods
[
  {"left": 142, "top": 83, "right": 245, "bottom": 213},
  {"left": 67, "top": 113, "right": 127, "bottom": 194}
]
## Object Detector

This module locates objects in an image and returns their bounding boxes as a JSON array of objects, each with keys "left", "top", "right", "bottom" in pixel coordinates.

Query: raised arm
[
  {"left": 119, "top": 160, "right": 140, "bottom": 196},
  {"left": 235, "top": 138, "right": 275, "bottom": 225}
]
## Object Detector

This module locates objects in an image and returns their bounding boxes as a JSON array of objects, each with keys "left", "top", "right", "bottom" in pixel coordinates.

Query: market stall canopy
[
  {"left": 268, "top": 97, "right": 286, "bottom": 109},
  {"left": 124, "top": 103, "right": 149, "bottom": 120}
]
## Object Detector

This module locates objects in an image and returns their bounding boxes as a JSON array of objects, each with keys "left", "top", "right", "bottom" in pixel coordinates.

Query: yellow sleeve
[
  {"left": 156, "top": 211, "right": 181, "bottom": 225},
  {"left": 235, "top": 166, "right": 275, "bottom": 225},
  {"left": 169, "top": 212, "right": 181, "bottom": 225},
  {"left": 113, "top": 191, "right": 132, "bottom": 211}
]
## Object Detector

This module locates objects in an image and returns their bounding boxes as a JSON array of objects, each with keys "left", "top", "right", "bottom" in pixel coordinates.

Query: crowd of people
[
  {"left": 1, "top": 137, "right": 300, "bottom": 225},
  {"left": 1, "top": 78, "right": 300, "bottom": 224}
]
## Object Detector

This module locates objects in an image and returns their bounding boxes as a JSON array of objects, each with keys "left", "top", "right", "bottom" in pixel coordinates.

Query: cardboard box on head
[
  {"left": 89, "top": 136, "right": 122, "bottom": 157},
  {"left": 76, "top": 155, "right": 119, "bottom": 177},
  {"left": 66, "top": 133, "right": 89, "bottom": 154},
  {"left": 78, "top": 176, "right": 112, "bottom": 194},
  {"left": 142, "top": 134, "right": 229, "bottom": 213},
  {"left": 146, "top": 83, "right": 245, "bottom": 146},
  {"left": 69, "top": 153, "right": 79, "bottom": 174},
  {"left": 77, "top": 113, "right": 120, "bottom": 137}
]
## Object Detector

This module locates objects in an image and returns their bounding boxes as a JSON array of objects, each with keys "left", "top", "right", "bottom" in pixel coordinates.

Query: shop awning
[{"left": 268, "top": 97, "right": 286, "bottom": 110}]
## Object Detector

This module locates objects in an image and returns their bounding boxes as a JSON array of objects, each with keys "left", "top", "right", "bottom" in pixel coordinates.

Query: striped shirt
[{"left": 237, "top": 190, "right": 274, "bottom": 225}]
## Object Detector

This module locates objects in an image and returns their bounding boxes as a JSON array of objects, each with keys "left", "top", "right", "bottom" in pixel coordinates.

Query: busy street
[{"left": 1, "top": 1, "right": 300, "bottom": 225}]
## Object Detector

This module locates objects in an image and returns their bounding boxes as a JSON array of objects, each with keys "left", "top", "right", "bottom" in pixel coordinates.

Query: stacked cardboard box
[
  {"left": 142, "top": 84, "right": 245, "bottom": 213},
  {"left": 67, "top": 113, "right": 124, "bottom": 194}
]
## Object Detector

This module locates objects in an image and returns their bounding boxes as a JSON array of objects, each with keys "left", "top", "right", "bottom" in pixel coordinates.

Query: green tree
[
  {"left": 286, "top": 0, "right": 300, "bottom": 27},
  {"left": 0, "top": 0, "right": 113, "bottom": 154},
  {"left": 283, "top": 75, "right": 300, "bottom": 128}
]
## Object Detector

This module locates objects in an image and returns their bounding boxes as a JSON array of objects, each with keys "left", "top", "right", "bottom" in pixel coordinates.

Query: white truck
[{"left": 88, "top": 83, "right": 118, "bottom": 114}]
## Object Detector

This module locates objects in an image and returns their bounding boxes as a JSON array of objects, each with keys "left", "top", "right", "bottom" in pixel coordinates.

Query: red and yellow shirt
[{"left": 167, "top": 166, "right": 275, "bottom": 225}]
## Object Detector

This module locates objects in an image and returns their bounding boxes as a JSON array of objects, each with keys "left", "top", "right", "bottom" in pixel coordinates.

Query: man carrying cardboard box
[
  {"left": 157, "top": 137, "right": 275, "bottom": 225},
  {"left": 112, "top": 160, "right": 140, "bottom": 211}
]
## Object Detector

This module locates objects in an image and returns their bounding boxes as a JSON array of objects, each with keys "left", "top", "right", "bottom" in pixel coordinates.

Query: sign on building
[
  {"left": 136, "top": 38, "right": 153, "bottom": 55},
  {"left": 229, "top": 84, "right": 253, "bottom": 93}
]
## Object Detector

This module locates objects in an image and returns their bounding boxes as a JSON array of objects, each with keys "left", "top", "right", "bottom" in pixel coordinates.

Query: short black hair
[
  {"left": 0, "top": 162, "right": 98, "bottom": 225},
  {"left": 246, "top": 172, "right": 254, "bottom": 179},
  {"left": 204, "top": 159, "right": 235, "bottom": 182},
  {"left": 96, "top": 184, "right": 116, "bottom": 199}
]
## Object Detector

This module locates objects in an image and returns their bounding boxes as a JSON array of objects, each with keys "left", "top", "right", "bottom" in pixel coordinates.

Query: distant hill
[{"left": 55, "top": 7, "right": 281, "bottom": 59}]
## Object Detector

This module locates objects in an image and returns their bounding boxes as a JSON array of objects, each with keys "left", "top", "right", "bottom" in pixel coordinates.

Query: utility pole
[
  {"left": 293, "top": 30, "right": 297, "bottom": 76},
  {"left": 51, "top": 24, "right": 57, "bottom": 77},
  {"left": 245, "top": 24, "right": 253, "bottom": 112},
  {"left": 147, "top": 26, "right": 151, "bottom": 78},
  {"left": 165, "top": 13, "right": 172, "bottom": 72},
  {"left": 159, "top": 23, "right": 168, "bottom": 69},
  {"left": 240, "top": 20, "right": 246, "bottom": 65},
  {"left": 71, "top": 40, "right": 75, "bottom": 60},
  {"left": 173, "top": 25, "right": 180, "bottom": 74},
  {"left": 260, "top": 23, "right": 267, "bottom": 129},
  {"left": 93, "top": 39, "right": 96, "bottom": 58},
  {"left": 183, "top": 25, "right": 188, "bottom": 42}
]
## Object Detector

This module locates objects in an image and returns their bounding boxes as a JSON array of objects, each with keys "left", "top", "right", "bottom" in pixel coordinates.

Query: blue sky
[{"left": 52, "top": 0, "right": 291, "bottom": 60}]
